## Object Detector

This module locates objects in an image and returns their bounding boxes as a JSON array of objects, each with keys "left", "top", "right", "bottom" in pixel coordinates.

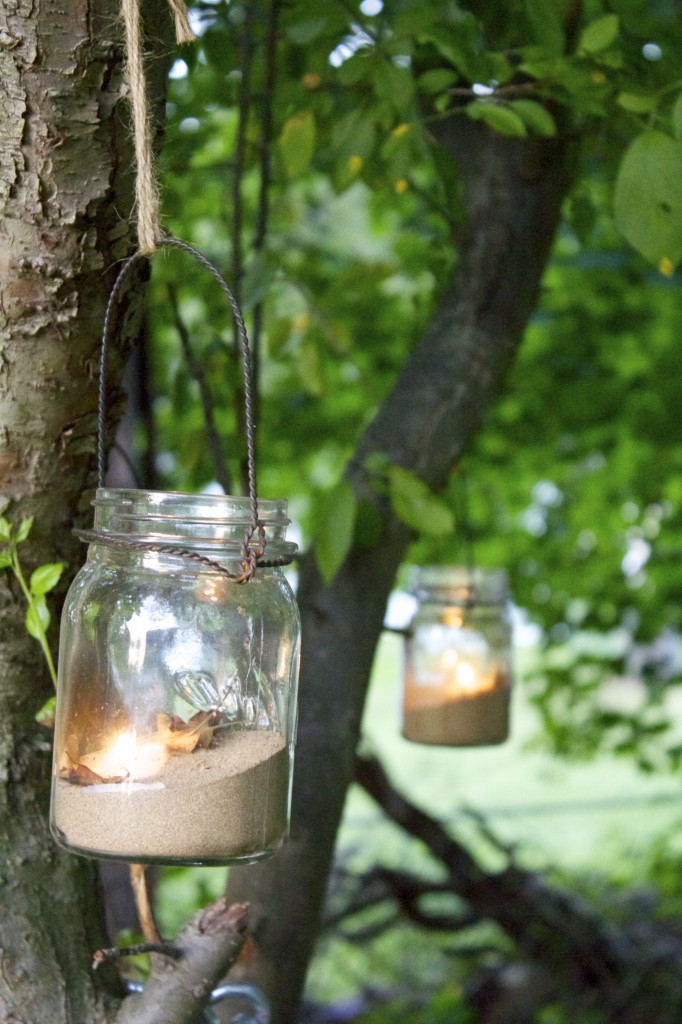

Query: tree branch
[
  {"left": 354, "top": 752, "right": 682, "bottom": 1024},
  {"left": 325, "top": 864, "right": 478, "bottom": 941},
  {"left": 114, "top": 900, "right": 249, "bottom": 1024},
  {"left": 251, "top": 0, "right": 280, "bottom": 428},
  {"left": 231, "top": 0, "right": 256, "bottom": 493},
  {"left": 167, "top": 283, "right": 233, "bottom": 492},
  {"left": 92, "top": 943, "right": 181, "bottom": 970},
  {"left": 129, "top": 864, "right": 161, "bottom": 945}
]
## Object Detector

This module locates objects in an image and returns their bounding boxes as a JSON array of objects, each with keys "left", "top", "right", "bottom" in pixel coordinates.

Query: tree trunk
[
  {"left": 224, "top": 121, "right": 574, "bottom": 1021},
  {"left": 0, "top": 1, "right": 169, "bottom": 1019}
]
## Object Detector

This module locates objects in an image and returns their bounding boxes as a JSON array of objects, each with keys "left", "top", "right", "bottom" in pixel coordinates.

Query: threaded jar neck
[
  {"left": 410, "top": 566, "right": 509, "bottom": 607},
  {"left": 91, "top": 488, "right": 296, "bottom": 558}
]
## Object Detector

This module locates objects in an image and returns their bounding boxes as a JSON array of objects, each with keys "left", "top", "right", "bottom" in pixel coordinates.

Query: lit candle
[
  {"left": 81, "top": 730, "right": 168, "bottom": 781},
  {"left": 441, "top": 648, "right": 497, "bottom": 699}
]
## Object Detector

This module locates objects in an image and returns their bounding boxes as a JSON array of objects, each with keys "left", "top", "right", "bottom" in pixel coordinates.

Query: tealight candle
[
  {"left": 80, "top": 731, "right": 168, "bottom": 782},
  {"left": 401, "top": 567, "right": 513, "bottom": 746}
]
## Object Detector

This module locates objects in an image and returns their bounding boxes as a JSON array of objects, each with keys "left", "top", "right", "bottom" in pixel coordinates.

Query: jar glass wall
[
  {"left": 402, "top": 566, "right": 512, "bottom": 747},
  {"left": 50, "top": 490, "right": 300, "bottom": 865}
]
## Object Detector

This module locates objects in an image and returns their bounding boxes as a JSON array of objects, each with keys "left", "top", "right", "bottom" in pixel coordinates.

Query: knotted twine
[{"left": 121, "top": 0, "right": 196, "bottom": 254}]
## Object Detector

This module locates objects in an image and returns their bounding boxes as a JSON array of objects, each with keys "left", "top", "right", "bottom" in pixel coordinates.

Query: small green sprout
[{"left": 0, "top": 511, "right": 63, "bottom": 693}]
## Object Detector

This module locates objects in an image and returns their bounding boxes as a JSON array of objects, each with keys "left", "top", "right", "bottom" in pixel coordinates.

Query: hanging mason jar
[
  {"left": 401, "top": 566, "right": 512, "bottom": 747},
  {"left": 50, "top": 489, "right": 300, "bottom": 865}
]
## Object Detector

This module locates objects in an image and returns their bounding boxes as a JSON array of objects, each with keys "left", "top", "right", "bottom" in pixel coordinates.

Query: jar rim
[
  {"left": 409, "top": 565, "right": 509, "bottom": 605},
  {"left": 90, "top": 488, "right": 296, "bottom": 556}
]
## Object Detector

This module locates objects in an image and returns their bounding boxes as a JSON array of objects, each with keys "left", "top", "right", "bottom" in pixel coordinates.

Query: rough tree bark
[
  {"left": 224, "top": 119, "right": 574, "bottom": 1021},
  {"left": 0, "top": 0, "right": 169, "bottom": 1019}
]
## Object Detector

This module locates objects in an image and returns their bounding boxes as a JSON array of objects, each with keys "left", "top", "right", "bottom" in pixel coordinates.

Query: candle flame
[{"left": 81, "top": 730, "right": 168, "bottom": 781}]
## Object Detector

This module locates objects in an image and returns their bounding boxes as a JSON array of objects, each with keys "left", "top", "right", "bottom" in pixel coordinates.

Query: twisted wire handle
[{"left": 97, "top": 237, "right": 266, "bottom": 580}]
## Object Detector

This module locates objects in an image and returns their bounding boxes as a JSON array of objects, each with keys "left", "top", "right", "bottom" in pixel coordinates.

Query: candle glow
[
  {"left": 441, "top": 648, "right": 497, "bottom": 698},
  {"left": 81, "top": 730, "right": 168, "bottom": 781}
]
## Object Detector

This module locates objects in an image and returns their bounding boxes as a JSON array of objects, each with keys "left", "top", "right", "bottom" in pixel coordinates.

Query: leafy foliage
[
  {"left": 0, "top": 512, "right": 62, "bottom": 696},
  {"left": 139, "top": 0, "right": 682, "bottom": 772}
]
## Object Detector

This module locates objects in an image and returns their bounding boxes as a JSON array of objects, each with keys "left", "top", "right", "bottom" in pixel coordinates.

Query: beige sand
[
  {"left": 52, "top": 730, "right": 289, "bottom": 864},
  {"left": 402, "top": 687, "right": 510, "bottom": 746}
]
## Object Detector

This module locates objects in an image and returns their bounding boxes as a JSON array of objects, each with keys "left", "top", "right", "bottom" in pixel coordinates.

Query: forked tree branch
[
  {"left": 354, "top": 752, "right": 682, "bottom": 1024},
  {"left": 114, "top": 900, "right": 249, "bottom": 1024}
]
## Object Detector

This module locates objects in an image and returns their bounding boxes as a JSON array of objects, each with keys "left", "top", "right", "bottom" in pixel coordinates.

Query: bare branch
[
  {"left": 167, "top": 282, "right": 234, "bottom": 493},
  {"left": 251, "top": 0, "right": 280, "bottom": 425},
  {"left": 114, "top": 900, "right": 249, "bottom": 1024},
  {"left": 92, "top": 943, "right": 181, "bottom": 970},
  {"left": 325, "top": 863, "right": 478, "bottom": 942},
  {"left": 129, "top": 864, "right": 161, "bottom": 945}
]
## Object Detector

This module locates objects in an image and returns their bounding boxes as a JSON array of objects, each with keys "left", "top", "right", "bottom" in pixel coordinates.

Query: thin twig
[
  {"left": 231, "top": 0, "right": 255, "bottom": 314},
  {"left": 251, "top": 0, "right": 280, "bottom": 432},
  {"left": 92, "top": 942, "right": 182, "bottom": 970},
  {"left": 129, "top": 864, "right": 162, "bottom": 945},
  {"left": 446, "top": 80, "right": 540, "bottom": 99},
  {"left": 167, "top": 282, "right": 233, "bottom": 492},
  {"left": 325, "top": 863, "right": 478, "bottom": 940},
  {"left": 232, "top": 0, "right": 256, "bottom": 493}
]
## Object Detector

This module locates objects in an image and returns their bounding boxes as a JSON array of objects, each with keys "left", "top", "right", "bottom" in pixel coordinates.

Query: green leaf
[
  {"left": 267, "top": 316, "right": 294, "bottom": 357},
  {"left": 417, "top": 69, "right": 457, "bottom": 95},
  {"left": 578, "top": 14, "right": 619, "bottom": 55},
  {"left": 419, "top": 26, "right": 473, "bottom": 78},
  {"left": 314, "top": 480, "right": 357, "bottom": 584},
  {"left": 614, "top": 131, "right": 682, "bottom": 268},
  {"left": 672, "top": 93, "right": 682, "bottom": 140},
  {"left": 200, "top": 26, "right": 236, "bottom": 70},
  {"left": 566, "top": 189, "right": 597, "bottom": 244},
  {"left": 278, "top": 110, "right": 316, "bottom": 179},
  {"left": 0, "top": 550, "right": 11, "bottom": 569},
  {"left": 374, "top": 60, "right": 414, "bottom": 114},
  {"left": 524, "top": 0, "right": 565, "bottom": 54},
  {"left": 617, "top": 92, "right": 657, "bottom": 114},
  {"left": 466, "top": 100, "right": 527, "bottom": 138},
  {"left": 335, "top": 51, "right": 373, "bottom": 86},
  {"left": 0, "top": 517, "right": 10, "bottom": 542},
  {"left": 26, "top": 596, "right": 50, "bottom": 639},
  {"left": 330, "top": 109, "right": 377, "bottom": 190},
  {"left": 241, "top": 252, "right": 276, "bottom": 310},
  {"left": 30, "top": 562, "right": 64, "bottom": 596},
  {"left": 388, "top": 466, "right": 454, "bottom": 537},
  {"left": 331, "top": 108, "right": 377, "bottom": 163},
  {"left": 509, "top": 99, "right": 556, "bottom": 137},
  {"left": 16, "top": 517, "right": 33, "bottom": 543},
  {"left": 35, "top": 695, "right": 56, "bottom": 729}
]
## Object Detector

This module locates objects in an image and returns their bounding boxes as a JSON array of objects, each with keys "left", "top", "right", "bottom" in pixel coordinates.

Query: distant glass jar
[
  {"left": 402, "top": 567, "right": 512, "bottom": 747},
  {"left": 50, "top": 489, "right": 300, "bottom": 866}
]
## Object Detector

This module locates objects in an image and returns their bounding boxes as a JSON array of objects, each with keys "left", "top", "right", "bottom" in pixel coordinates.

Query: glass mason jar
[
  {"left": 402, "top": 566, "right": 512, "bottom": 747},
  {"left": 50, "top": 489, "right": 300, "bottom": 866}
]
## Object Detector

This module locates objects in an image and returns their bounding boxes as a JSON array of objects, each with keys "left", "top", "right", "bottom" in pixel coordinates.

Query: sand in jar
[{"left": 52, "top": 730, "right": 289, "bottom": 865}]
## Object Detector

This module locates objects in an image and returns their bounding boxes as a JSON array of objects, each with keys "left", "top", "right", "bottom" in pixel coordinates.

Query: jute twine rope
[{"left": 121, "top": 0, "right": 196, "bottom": 254}]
